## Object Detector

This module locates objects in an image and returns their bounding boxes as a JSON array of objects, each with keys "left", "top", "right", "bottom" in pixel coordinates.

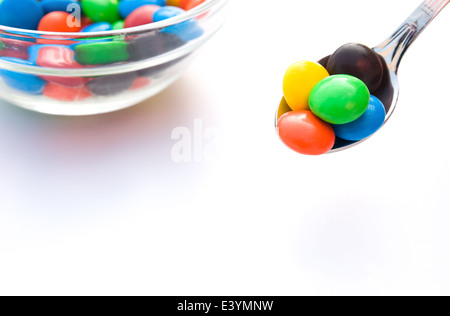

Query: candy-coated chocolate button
[
  {"left": 75, "top": 41, "right": 129, "bottom": 64},
  {"left": 0, "top": 47, "right": 29, "bottom": 60},
  {"left": 153, "top": 6, "right": 185, "bottom": 21},
  {"left": 333, "top": 95, "right": 386, "bottom": 141},
  {"left": 309, "top": 75, "right": 370, "bottom": 125},
  {"left": 180, "top": 0, "right": 205, "bottom": 11},
  {"left": 283, "top": 61, "right": 329, "bottom": 111},
  {"left": 0, "top": 57, "right": 46, "bottom": 94},
  {"left": 277, "top": 110, "right": 335, "bottom": 155},
  {"left": 124, "top": 5, "right": 161, "bottom": 28},
  {"left": 112, "top": 20, "right": 125, "bottom": 30},
  {"left": 127, "top": 32, "right": 184, "bottom": 61},
  {"left": 38, "top": 11, "right": 82, "bottom": 32},
  {"left": 29, "top": 45, "right": 87, "bottom": 87},
  {"left": 167, "top": 0, "right": 182, "bottom": 6},
  {"left": 0, "top": 0, "right": 44, "bottom": 30},
  {"left": 41, "top": 0, "right": 79, "bottom": 13},
  {"left": 153, "top": 7, "right": 203, "bottom": 42},
  {"left": 30, "top": 45, "right": 81, "bottom": 68},
  {"left": 87, "top": 72, "right": 137, "bottom": 95},
  {"left": 277, "top": 97, "right": 292, "bottom": 120},
  {"left": 327, "top": 43, "right": 384, "bottom": 92},
  {"left": 130, "top": 76, "right": 151, "bottom": 90},
  {"left": 118, "top": 0, "right": 166, "bottom": 18},
  {"left": 81, "top": 0, "right": 120, "bottom": 23},
  {"left": 82, "top": 22, "right": 113, "bottom": 32},
  {"left": 43, "top": 82, "right": 93, "bottom": 101}
]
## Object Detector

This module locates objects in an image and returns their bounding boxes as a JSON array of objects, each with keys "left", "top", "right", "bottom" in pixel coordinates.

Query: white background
[{"left": 0, "top": 0, "right": 449, "bottom": 296}]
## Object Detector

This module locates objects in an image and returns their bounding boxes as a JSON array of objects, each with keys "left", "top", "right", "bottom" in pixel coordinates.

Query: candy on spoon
[
  {"left": 282, "top": 60, "right": 329, "bottom": 111},
  {"left": 326, "top": 43, "right": 384, "bottom": 92},
  {"left": 309, "top": 74, "right": 370, "bottom": 125}
]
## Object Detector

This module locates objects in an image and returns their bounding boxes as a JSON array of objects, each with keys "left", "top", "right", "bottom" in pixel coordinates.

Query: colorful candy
[
  {"left": 75, "top": 41, "right": 129, "bottom": 64},
  {"left": 119, "top": 0, "right": 166, "bottom": 18},
  {"left": 0, "top": 0, "right": 44, "bottom": 30},
  {"left": 38, "top": 11, "right": 82, "bottom": 32},
  {"left": 124, "top": 5, "right": 161, "bottom": 28},
  {"left": 326, "top": 43, "right": 384, "bottom": 92},
  {"left": 81, "top": 0, "right": 120, "bottom": 24},
  {"left": 0, "top": 57, "right": 46, "bottom": 94},
  {"left": 30, "top": 45, "right": 87, "bottom": 87},
  {"left": 309, "top": 75, "right": 370, "bottom": 125},
  {"left": 81, "top": 22, "right": 113, "bottom": 32},
  {"left": 283, "top": 61, "right": 329, "bottom": 111},
  {"left": 0, "top": 0, "right": 206, "bottom": 104},
  {"left": 180, "top": 0, "right": 206, "bottom": 11},
  {"left": 87, "top": 72, "right": 137, "bottom": 95},
  {"left": 277, "top": 111, "right": 335, "bottom": 156},
  {"left": 41, "top": 0, "right": 80, "bottom": 14},
  {"left": 332, "top": 95, "right": 386, "bottom": 141},
  {"left": 43, "top": 82, "right": 92, "bottom": 101},
  {"left": 277, "top": 43, "right": 388, "bottom": 155}
]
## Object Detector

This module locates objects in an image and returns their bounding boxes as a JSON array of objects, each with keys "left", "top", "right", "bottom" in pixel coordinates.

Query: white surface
[{"left": 1, "top": 0, "right": 450, "bottom": 296}]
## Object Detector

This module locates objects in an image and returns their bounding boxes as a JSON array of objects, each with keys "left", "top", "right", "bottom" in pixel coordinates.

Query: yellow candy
[
  {"left": 167, "top": 0, "right": 183, "bottom": 6},
  {"left": 277, "top": 97, "right": 292, "bottom": 120},
  {"left": 283, "top": 61, "right": 329, "bottom": 111}
]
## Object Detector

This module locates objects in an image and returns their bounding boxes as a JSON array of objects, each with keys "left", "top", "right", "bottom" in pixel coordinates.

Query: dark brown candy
[
  {"left": 318, "top": 55, "right": 330, "bottom": 68},
  {"left": 127, "top": 32, "right": 185, "bottom": 62},
  {"left": 87, "top": 72, "right": 138, "bottom": 96},
  {"left": 372, "top": 56, "right": 394, "bottom": 114},
  {"left": 326, "top": 43, "right": 384, "bottom": 92}
]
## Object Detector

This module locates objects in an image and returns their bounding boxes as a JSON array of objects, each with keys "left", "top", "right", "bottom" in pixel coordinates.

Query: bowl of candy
[{"left": 0, "top": 0, "right": 228, "bottom": 115}]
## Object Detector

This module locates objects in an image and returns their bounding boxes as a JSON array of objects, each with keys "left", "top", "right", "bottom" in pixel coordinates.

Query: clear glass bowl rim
[
  {"left": 0, "top": 0, "right": 228, "bottom": 76},
  {"left": 0, "top": 0, "right": 224, "bottom": 37}
]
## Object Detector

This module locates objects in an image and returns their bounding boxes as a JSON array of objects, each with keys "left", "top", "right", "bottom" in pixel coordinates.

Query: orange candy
[
  {"left": 180, "top": 0, "right": 206, "bottom": 11},
  {"left": 166, "top": 0, "right": 182, "bottom": 6},
  {"left": 38, "top": 12, "right": 82, "bottom": 33},
  {"left": 277, "top": 110, "right": 335, "bottom": 155}
]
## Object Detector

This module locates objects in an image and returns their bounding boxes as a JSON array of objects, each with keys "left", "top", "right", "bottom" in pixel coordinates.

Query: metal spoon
[{"left": 276, "top": 0, "right": 449, "bottom": 153}]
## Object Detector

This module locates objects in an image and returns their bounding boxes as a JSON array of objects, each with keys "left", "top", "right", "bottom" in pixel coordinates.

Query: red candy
[
  {"left": 124, "top": 5, "right": 161, "bottom": 28},
  {"left": 0, "top": 47, "right": 29, "bottom": 60},
  {"left": 36, "top": 46, "right": 86, "bottom": 87},
  {"left": 37, "top": 12, "right": 82, "bottom": 45},
  {"left": 277, "top": 111, "right": 335, "bottom": 156},
  {"left": 38, "top": 12, "right": 82, "bottom": 33},
  {"left": 43, "top": 82, "right": 92, "bottom": 102},
  {"left": 130, "top": 76, "right": 151, "bottom": 90}
]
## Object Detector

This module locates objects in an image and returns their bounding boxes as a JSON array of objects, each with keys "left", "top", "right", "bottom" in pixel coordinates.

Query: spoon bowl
[{"left": 276, "top": 0, "right": 449, "bottom": 153}]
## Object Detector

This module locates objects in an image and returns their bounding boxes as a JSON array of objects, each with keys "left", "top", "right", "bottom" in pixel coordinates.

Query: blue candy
[
  {"left": 0, "top": 0, "right": 44, "bottom": 30},
  {"left": 333, "top": 95, "right": 386, "bottom": 141},
  {"left": 154, "top": 6, "right": 203, "bottom": 41},
  {"left": 81, "top": 22, "right": 113, "bottom": 32},
  {"left": 0, "top": 57, "right": 46, "bottom": 94},
  {"left": 40, "top": 0, "right": 79, "bottom": 14},
  {"left": 119, "top": 0, "right": 166, "bottom": 18},
  {"left": 153, "top": 6, "right": 185, "bottom": 22}
]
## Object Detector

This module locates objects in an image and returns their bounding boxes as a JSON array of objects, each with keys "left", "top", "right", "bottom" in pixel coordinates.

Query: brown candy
[{"left": 326, "top": 43, "right": 384, "bottom": 92}]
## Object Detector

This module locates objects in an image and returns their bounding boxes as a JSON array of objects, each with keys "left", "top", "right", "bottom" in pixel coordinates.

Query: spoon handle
[{"left": 374, "top": 0, "right": 449, "bottom": 72}]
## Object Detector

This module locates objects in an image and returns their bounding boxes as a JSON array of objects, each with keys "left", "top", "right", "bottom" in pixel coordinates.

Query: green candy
[
  {"left": 81, "top": 0, "right": 120, "bottom": 23},
  {"left": 309, "top": 75, "right": 370, "bottom": 125},
  {"left": 75, "top": 41, "right": 129, "bottom": 65},
  {"left": 112, "top": 20, "right": 125, "bottom": 30}
]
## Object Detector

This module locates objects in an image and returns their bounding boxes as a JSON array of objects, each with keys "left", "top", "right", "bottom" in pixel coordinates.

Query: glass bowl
[{"left": 0, "top": 0, "right": 228, "bottom": 115}]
